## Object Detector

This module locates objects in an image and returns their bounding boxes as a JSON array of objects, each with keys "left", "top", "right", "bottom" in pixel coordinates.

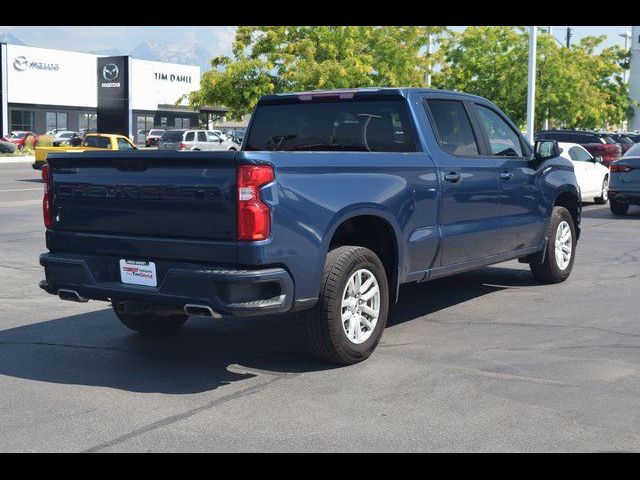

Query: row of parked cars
[
  {"left": 143, "top": 128, "right": 246, "bottom": 149},
  {"left": 534, "top": 129, "right": 640, "bottom": 216}
]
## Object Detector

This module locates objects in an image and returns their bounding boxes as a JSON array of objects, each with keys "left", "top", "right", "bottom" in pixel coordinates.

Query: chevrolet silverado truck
[
  {"left": 33, "top": 133, "right": 136, "bottom": 169},
  {"left": 38, "top": 88, "right": 581, "bottom": 365}
]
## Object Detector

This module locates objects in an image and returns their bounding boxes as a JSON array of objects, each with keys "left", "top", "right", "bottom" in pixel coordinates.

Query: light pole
[
  {"left": 426, "top": 33, "right": 433, "bottom": 87},
  {"left": 620, "top": 31, "right": 631, "bottom": 84},
  {"left": 526, "top": 26, "right": 537, "bottom": 144}
]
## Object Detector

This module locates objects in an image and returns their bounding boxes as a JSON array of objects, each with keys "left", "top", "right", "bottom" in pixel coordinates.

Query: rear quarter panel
[{"left": 236, "top": 150, "right": 439, "bottom": 303}]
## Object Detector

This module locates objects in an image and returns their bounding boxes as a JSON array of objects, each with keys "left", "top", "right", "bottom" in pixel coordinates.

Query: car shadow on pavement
[
  {"left": 581, "top": 207, "right": 640, "bottom": 220},
  {"left": 0, "top": 266, "right": 535, "bottom": 395}
]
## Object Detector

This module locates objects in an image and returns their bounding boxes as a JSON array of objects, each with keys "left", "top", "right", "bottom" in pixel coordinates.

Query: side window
[
  {"left": 426, "top": 99, "right": 479, "bottom": 156},
  {"left": 206, "top": 132, "right": 220, "bottom": 142},
  {"left": 569, "top": 146, "right": 592, "bottom": 162},
  {"left": 474, "top": 105, "right": 523, "bottom": 157},
  {"left": 197, "top": 131, "right": 207, "bottom": 142},
  {"left": 185, "top": 131, "right": 195, "bottom": 142},
  {"left": 117, "top": 138, "right": 134, "bottom": 150}
]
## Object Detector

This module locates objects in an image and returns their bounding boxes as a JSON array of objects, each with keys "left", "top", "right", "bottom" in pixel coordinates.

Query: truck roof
[{"left": 265, "top": 87, "right": 487, "bottom": 103}]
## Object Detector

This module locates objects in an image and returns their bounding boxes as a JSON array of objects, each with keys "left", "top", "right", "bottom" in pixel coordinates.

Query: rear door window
[
  {"left": 474, "top": 105, "right": 523, "bottom": 157},
  {"left": 197, "top": 131, "right": 207, "bottom": 142},
  {"left": 425, "top": 99, "right": 479, "bottom": 156}
]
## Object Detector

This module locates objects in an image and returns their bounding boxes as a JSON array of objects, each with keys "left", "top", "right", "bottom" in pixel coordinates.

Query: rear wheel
[
  {"left": 595, "top": 176, "right": 609, "bottom": 204},
  {"left": 610, "top": 199, "right": 629, "bottom": 216},
  {"left": 302, "top": 246, "right": 389, "bottom": 365},
  {"left": 529, "top": 206, "right": 576, "bottom": 284},
  {"left": 112, "top": 305, "right": 187, "bottom": 334}
]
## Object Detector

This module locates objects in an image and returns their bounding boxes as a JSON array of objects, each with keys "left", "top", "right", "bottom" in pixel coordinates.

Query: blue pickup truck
[{"left": 39, "top": 88, "right": 581, "bottom": 364}]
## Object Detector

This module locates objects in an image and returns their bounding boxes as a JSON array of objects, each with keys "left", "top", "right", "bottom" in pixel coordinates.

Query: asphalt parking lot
[{"left": 1, "top": 161, "right": 640, "bottom": 452}]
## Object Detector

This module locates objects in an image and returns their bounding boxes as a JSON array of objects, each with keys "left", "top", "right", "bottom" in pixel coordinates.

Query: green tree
[
  {"left": 433, "top": 27, "right": 632, "bottom": 130},
  {"left": 188, "top": 26, "right": 446, "bottom": 119}
]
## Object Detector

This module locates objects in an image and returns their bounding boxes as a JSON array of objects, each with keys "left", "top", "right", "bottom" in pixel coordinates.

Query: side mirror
[
  {"left": 594, "top": 155, "right": 604, "bottom": 164},
  {"left": 534, "top": 140, "right": 560, "bottom": 160}
]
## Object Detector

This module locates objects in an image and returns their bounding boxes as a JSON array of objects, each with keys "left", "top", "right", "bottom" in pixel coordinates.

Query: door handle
[
  {"left": 499, "top": 172, "right": 513, "bottom": 180},
  {"left": 444, "top": 172, "right": 461, "bottom": 183}
]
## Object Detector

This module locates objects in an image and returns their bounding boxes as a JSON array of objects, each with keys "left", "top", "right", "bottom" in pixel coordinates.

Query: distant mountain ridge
[{"left": 2, "top": 33, "right": 214, "bottom": 72}]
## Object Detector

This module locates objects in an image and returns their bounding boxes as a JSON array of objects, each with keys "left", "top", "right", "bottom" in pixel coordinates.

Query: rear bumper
[
  {"left": 39, "top": 252, "right": 294, "bottom": 317},
  {"left": 608, "top": 190, "right": 640, "bottom": 204}
]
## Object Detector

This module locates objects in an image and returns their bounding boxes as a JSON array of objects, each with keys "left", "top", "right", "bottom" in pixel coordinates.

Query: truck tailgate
[{"left": 47, "top": 151, "right": 238, "bottom": 259}]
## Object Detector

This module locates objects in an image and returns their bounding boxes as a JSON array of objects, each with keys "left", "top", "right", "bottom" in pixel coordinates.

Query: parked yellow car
[{"left": 33, "top": 133, "right": 137, "bottom": 169}]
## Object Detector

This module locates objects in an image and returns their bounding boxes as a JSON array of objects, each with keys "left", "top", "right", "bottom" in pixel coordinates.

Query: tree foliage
[
  {"left": 433, "top": 26, "right": 632, "bottom": 129},
  {"left": 188, "top": 26, "right": 446, "bottom": 119}
]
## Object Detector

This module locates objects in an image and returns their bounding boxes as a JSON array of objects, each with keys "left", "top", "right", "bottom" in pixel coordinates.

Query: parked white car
[
  {"left": 158, "top": 129, "right": 239, "bottom": 152},
  {"left": 558, "top": 142, "right": 610, "bottom": 204}
]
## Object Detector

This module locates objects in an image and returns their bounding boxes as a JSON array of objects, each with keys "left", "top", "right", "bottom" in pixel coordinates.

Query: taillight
[
  {"left": 237, "top": 165, "right": 274, "bottom": 241},
  {"left": 179, "top": 143, "right": 186, "bottom": 150},
  {"left": 41, "top": 164, "right": 54, "bottom": 228},
  {"left": 611, "top": 163, "right": 632, "bottom": 173}
]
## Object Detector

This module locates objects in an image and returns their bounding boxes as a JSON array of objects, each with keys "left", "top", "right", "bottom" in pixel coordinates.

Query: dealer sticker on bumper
[{"left": 119, "top": 259, "right": 157, "bottom": 287}]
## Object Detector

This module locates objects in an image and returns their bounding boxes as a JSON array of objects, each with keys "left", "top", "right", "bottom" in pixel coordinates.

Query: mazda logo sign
[
  {"left": 102, "top": 63, "right": 119, "bottom": 81},
  {"left": 13, "top": 56, "right": 28, "bottom": 71}
]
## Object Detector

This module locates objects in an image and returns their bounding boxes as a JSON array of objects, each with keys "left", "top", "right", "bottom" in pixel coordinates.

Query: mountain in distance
[
  {"left": 92, "top": 40, "right": 215, "bottom": 72},
  {"left": 2, "top": 32, "right": 216, "bottom": 72},
  {"left": 0, "top": 31, "right": 26, "bottom": 45}
]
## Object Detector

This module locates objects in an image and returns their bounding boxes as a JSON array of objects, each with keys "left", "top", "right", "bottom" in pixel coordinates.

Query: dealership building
[{"left": 0, "top": 43, "right": 202, "bottom": 139}]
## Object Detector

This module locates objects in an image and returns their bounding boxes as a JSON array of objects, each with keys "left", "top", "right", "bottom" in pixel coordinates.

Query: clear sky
[{"left": 0, "top": 26, "right": 633, "bottom": 55}]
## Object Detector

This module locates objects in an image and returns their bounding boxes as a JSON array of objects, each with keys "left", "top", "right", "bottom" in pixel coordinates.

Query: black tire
[
  {"left": 529, "top": 206, "right": 576, "bottom": 284},
  {"left": 302, "top": 246, "right": 389, "bottom": 365},
  {"left": 594, "top": 176, "right": 609, "bottom": 205},
  {"left": 610, "top": 199, "right": 629, "bottom": 216},
  {"left": 112, "top": 305, "right": 187, "bottom": 334}
]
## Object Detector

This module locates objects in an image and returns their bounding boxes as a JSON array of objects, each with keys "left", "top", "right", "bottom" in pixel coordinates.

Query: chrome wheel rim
[
  {"left": 341, "top": 269, "right": 380, "bottom": 345},
  {"left": 555, "top": 220, "right": 572, "bottom": 271},
  {"left": 602, "top": 178, "right": 609, "bottom": 202}
]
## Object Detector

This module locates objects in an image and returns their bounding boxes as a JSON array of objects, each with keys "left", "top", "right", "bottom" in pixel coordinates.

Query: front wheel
[
  {"left": 302, "top": 246, "right": 389, "bottom": 365},
  {"left": 112, "top": 305, "right": 188, "bottom": 334},
  {"left": 529, "top": 206, "right": 576, "bottom": 284},
  {"left": 595, "top": 176, "right": 609, "bottom": 205}
]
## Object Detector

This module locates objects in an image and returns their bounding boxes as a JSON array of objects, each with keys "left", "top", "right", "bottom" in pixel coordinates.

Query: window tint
[
  {"left": 426, "top": 100, "right": 478, "bottom": 156},
  {"left": 117, "top": 138, "right": 134, "bottom": 150},
  {"left": 245, "top": 99, "right": 416, "bottom": 152},
  {"left": 624, "top": 142, "right": 640, "bottom": 157},
  {"left": 568, "top": 146, "right": 592, "bottom": 162},
  {"left": 197, "top": 131, "right": 207, "bottom": 142},
  {"left": 185, "top": 131, "right": 195, "bottom": 142},
  {"left": 161, "top": 130, "right": 185, "bottom": 142},
  {"left": 475, "top": 105, "right": 523, "bottom": 157},
  {"left": 83, "top": 136, "right": 111, "bottom": 148}
]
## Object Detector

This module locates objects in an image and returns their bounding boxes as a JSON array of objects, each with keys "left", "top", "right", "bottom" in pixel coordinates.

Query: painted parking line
[
  {"left": 0, "top": 188, "right": 42, "bottom": 193},
  {"left": 0, "top": 200, "right": 41, "bottom": 208}
]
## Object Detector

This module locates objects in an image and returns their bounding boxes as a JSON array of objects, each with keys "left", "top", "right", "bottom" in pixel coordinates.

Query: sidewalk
[{"left": 0, "top": 156, "right": 34, "bottom": 164}]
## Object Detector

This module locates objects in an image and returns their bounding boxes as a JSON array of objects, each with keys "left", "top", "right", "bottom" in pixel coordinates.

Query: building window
[
  {"left": 46, "top": 112, "right": 68, "bottom": 133},
  {"left": 174, "top": 117, "right": 190, "bottom": 128},
  {"left": 79, "top": 113, "right": 97, "bottom": 132},
  {"left": 161, "top": 117, "right": 168, "bottom": 127},
  {"left": 175, "top": 118, "right": 183, "bottom": 128},
  {"left": 11, "top": 110, "right": 34, "bottom": 132},
  {"left": 135, "top": 115, "right": 154, "bottom": 134}
]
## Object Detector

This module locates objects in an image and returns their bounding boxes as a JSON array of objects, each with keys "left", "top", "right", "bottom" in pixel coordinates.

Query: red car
[{"left": 8, "top": 131, "right": 39, "bottom": 150}]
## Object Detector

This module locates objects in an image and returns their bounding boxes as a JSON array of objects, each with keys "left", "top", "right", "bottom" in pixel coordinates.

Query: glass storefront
[{"left": 46, "top": 112, "right": 68, "bottom": 132}]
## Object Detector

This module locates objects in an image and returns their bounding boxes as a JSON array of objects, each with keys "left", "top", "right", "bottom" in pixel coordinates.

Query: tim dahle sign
[{"left": 154, "top": 72, "right": 192, "bottom": 83}]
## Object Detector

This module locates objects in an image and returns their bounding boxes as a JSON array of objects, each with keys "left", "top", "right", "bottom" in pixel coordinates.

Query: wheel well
[
  {"left": 554, "top": 191, "right": 580, "bottom": 238},
  {"left": 329, "top": 215, "right": 399, "bottom": 301}
]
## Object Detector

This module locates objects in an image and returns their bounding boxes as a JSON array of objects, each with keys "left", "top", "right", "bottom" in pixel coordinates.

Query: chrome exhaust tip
[
  {"left": 58, "top": 289, "right": 89, "bottom": 303},
  {"left": 184, "top": 304, "right": 221, "bottom": 319}
]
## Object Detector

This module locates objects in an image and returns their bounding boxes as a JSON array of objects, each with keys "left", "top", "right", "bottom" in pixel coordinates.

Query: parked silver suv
[{"left": 158, "top": 129, "right": 239, "bottom": 151}]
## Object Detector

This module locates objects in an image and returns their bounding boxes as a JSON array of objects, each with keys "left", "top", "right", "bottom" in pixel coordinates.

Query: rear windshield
[
  {"left": 161, "top": 130, "right": 185, "bottom": 142},
  {"left": 245, "top": 99, "right": 417, "bottom": 152},
  {"left": 149, "top": 130, "right": 165, "bottom": 136},
  {"left": 83, "top": 136, "right": 111, "bottom": 148}
]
